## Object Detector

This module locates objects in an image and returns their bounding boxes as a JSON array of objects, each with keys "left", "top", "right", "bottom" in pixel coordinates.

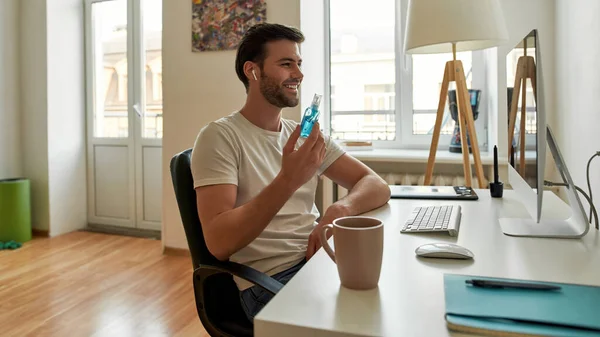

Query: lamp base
[
  {"left": 448, "top": 89, "right": 480, "bottom": 154},
  {"left": 449, "top": 124, "right": 472, "bottom": 153}
]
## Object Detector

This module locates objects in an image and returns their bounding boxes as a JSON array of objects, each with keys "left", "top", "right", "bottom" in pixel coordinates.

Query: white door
[{"left": 85, "top": 0, "right": 163, "bottom": 231}]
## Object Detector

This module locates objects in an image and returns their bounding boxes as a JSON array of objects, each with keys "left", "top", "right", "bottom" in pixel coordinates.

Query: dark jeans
[{"left": 239, "top": 259, "right": 306, "bottom": 322}]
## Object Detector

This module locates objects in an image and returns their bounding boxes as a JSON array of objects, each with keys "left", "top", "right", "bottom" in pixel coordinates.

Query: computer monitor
[{"left": 499, "top": 29, "right": 589, "bottom": 238}]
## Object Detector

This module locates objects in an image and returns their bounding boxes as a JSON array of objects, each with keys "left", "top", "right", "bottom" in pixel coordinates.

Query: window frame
[{"left": 324, "top": 0, "right": 488, "bottom": 150}]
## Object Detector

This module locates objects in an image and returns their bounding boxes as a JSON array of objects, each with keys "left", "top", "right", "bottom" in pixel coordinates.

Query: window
[
  {"left": 327, "top": 0, "right": 482, "bottom": 149},
  {"left": 411, "top": 53, "right": 472, "bottom": 136},
  {"left": 87, "top": 0, "right": 162, "bottom": 139},
  {"left": 329, "top": 0, "right": 396, "bottom": 142},
  {"left": 364, "top": 84, "right": 395, "bottom": 111}
]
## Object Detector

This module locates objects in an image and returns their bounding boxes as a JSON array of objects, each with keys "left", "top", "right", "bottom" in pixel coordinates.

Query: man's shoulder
[
  {"left": 199, "top": 113, "right": 239, "bottom": 137},
  {"left": 192, "top": 114, "right": 243, "bottom": 155}
]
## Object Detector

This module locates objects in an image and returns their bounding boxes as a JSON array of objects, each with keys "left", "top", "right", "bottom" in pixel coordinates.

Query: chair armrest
[{"left": 197, "top": 261, "right": 284, "bottom": 295}]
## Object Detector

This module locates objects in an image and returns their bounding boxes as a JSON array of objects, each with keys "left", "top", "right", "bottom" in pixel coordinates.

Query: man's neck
[{"left": 239, "top": 93, "right": 282, "bottom": 132}]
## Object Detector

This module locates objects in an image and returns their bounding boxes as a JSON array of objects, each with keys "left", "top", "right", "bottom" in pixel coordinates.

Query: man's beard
[{"left": 260, "top": 73, "right": 299, "bottom": 108}]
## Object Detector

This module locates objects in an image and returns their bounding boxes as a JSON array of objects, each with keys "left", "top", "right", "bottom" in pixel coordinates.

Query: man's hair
[{"left": 235, "top": 23, "right": 305, "bottom": 91}]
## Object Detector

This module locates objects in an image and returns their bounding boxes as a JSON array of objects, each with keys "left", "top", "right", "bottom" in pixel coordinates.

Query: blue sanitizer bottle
[{"left": 300, "top": 94, "right": 322, "bottom": 138}]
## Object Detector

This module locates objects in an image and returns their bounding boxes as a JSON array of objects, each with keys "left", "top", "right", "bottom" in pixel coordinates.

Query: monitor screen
[{"left": 506, "top": 30, "right": 537, "bottom": 188}]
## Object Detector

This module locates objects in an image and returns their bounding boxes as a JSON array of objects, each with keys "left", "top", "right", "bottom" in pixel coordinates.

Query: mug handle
[{"left": 319, "top": 224, "right": 336, "bottom": 263}]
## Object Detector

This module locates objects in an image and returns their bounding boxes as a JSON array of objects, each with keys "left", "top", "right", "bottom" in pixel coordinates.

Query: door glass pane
[
  {"left": 329, "top": 0, "right": 396, "bottom": 141},
  {"left": 142, "top": 0, "right": 163, "bottom": 139},
  {"left": 92, "top": 0, "right": 128, "bottom": 138}
]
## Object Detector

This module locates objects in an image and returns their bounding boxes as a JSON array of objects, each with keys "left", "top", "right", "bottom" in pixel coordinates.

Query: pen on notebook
[{"left": 465, "top": 279, "right": 561, "bottom": 291}]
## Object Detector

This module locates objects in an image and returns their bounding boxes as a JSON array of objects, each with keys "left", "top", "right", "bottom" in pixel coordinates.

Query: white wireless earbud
[{"left": 252, "top": 69, "right": 258, "bottom": 81}]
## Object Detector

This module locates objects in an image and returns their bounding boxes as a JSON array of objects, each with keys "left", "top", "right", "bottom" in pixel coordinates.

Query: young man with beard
[{"left": 191, "top": 23, "right": 391, "bottom": 321}]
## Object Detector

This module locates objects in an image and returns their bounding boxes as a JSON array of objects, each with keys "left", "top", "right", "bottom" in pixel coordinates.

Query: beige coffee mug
[{"left": 319, "top": 216, "right": 384, "bottom": 290}]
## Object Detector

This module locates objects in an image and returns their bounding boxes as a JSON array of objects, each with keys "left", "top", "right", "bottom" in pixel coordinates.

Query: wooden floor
[{"left": 0, "top": 231, "right": 209, "bottom": 336}]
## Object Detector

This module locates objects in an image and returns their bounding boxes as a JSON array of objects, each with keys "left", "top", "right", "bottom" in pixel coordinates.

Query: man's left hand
[{"left": 306, "top": 204, "right": 351, "bottom": 260}]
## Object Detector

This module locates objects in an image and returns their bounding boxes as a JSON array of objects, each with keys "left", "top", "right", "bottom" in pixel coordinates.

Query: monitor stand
[
  {"left": 499, "top": 126, "right": 590, "bottom": 239},
  {"left": 499, "top": 218, "right": 587, "bottom": 238}
]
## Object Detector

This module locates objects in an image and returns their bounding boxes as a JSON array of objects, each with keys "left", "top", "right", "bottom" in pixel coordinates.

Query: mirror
[{"left": 506, "top": 30, "right": 537, "bottom": 187}]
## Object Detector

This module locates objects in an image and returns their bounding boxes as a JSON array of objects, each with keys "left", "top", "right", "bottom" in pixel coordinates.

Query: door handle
[{"left": 133, "top": 104, "right": 142, "bottom": 118}]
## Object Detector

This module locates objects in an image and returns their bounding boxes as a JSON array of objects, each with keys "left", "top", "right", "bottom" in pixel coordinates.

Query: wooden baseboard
[
  {"left": 32, "top": 229, "right": 49, "bottom": 237},
  {"left": 163, "top": 247, "right": 191, "bottom": 257},
  {"left": 86, "top": 224, "right": 161, "bottom": 240}
]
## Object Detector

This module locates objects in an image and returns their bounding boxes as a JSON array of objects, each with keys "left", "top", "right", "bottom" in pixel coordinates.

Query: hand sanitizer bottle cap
[{"left": 311, "top": 94, "right": 322, "bottom": 109}]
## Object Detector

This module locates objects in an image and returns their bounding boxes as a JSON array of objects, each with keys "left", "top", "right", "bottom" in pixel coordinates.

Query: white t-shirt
[{"left": 191, "top": 111, "right": 345, "bottom": 290}]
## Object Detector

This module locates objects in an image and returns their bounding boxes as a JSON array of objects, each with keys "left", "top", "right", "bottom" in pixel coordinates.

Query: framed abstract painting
[{"left": 192, "top": 0, "right": 267, "bottom": 52}]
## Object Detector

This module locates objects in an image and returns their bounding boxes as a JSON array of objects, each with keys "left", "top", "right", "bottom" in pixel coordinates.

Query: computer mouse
[{"left": 415, "top": 243, "right": 474, "bottom": 260}]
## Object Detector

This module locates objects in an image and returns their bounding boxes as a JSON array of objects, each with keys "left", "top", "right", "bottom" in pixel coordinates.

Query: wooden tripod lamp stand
[
  {"left": 508, "top": 33, "right": 537, "bottom": 177},
  {"left": 404, "top": 0, "right": 508, "bottom": 188}
]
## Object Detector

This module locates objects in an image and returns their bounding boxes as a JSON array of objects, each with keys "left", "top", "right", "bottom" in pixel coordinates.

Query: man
[{"left": 191, "top": 23, "right": 391, "bottom": 321}]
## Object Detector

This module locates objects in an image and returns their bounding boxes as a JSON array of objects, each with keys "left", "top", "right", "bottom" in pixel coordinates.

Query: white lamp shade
[{"left": 404, "top": 0, "right": 509, "bottom": 54}]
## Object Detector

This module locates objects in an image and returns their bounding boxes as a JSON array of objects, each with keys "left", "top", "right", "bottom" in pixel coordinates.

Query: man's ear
[{"left": 244, "top": 62, "right": 258, "bottom": 81}]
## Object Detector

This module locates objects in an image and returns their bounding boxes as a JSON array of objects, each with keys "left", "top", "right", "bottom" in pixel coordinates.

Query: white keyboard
[{"left": 400, "top": 205, "right": 462, "bottom": 236}]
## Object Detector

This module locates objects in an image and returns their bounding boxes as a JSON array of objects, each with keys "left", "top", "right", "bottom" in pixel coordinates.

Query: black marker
[
  {"left": 490, "top": 145, "right": 503, "bottom": 197},
  {"left": 466, "top": 279, "right": 561, "bottom": 291},
  {"left": 494, "top": 145, "right": 499, "bottom": 183}
]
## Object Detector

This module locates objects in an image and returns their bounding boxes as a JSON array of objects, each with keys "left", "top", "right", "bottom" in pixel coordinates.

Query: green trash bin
[{"left": 0, "top": 178, "right": 32, "bottom": 243}]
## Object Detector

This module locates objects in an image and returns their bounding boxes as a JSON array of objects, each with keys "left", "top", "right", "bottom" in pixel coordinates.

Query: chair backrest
[
  {"left": 170, "top": 149, "right": 253, "bottom": 336},
  {"left": 169, "top": 148, "right": 218, "bottom": 268}
]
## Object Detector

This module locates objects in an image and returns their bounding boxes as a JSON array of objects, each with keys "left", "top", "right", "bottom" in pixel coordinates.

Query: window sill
[{"left": 345, "top": 148, "right": 537, "bottom": 165}]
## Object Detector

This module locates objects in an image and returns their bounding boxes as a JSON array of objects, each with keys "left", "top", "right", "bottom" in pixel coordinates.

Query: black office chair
[{"left": 169, "top": 149, "right": 283, "bottom": 337}]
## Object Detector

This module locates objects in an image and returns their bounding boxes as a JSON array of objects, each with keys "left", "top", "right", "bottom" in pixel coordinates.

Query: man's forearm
[
  {"left": 205, "top": 174, "right": 296, "bottom": 261},
  {"left": 334, "top": 174, "right": 391, "bottom": 217}
]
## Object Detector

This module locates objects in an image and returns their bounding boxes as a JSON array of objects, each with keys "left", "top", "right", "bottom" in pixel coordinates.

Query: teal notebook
[{"left": 444, "top": 274, "right": 600, "bottom": 337}]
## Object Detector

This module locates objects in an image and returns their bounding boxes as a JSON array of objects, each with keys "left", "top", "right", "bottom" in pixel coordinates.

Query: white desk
[{"left": 255, "top": 190, "right": 600, "bottom": 337}]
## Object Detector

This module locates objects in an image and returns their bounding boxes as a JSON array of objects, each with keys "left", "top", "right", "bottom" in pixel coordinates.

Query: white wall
[
  {"left": 162, "top": 0, "right": 301, "bottom": 249},
  {"left": 555, "top": 0, "right": 600, "bottom": 215},
  {"left": 46, "top": 0, "right": 87, "bottom": 236},
  {"left": 19, "top": 0, "right": 87, "bottom": 234},
  {"left": 0, "top": 0, "right": 22, "bottom": 179},
  {"left": 21, "top": 0, "right": 51, "bottom": 231}
]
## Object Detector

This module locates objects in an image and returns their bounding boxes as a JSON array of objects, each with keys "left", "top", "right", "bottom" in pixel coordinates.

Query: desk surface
[{"left": 254, "top": 190, "right": 600, "bottom": 337}]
